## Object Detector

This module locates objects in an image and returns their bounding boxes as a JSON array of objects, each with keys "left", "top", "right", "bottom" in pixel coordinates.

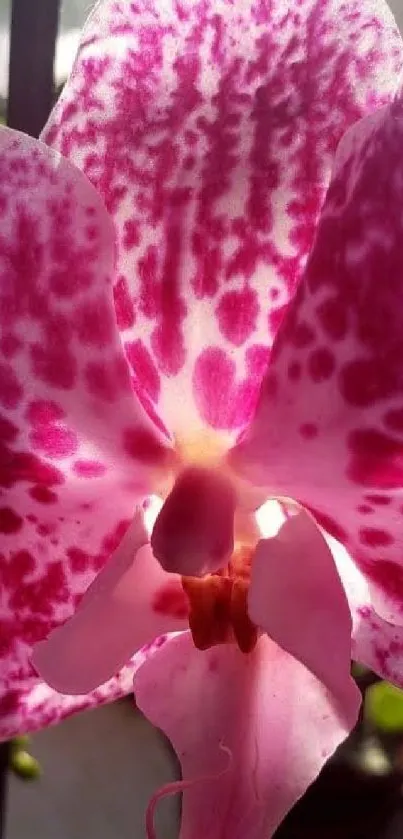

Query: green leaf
[{"left": 365, "top": 681, "right": 403, "bottom": 732}]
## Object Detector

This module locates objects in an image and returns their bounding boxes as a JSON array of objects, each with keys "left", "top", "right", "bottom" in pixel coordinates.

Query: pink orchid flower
[{"left": 2, "top": 0, "right": 403, "bottom": 835}]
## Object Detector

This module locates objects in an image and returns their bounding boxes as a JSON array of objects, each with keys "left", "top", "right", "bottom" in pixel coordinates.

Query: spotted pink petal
[
  {"left": 135, "top": 632, "right": 360, "bottom": 839},
  {"left": 0, "top": 658, "right": 147, "bottom": 743},
  {"left": 0, "top": 126, "right": 169, "bottom": 737},
  {"left": 231, "top": 91, "right": 403, "bottom": 626},
  {"left": 32, "top": 513, "right": 189, "bottom": 694},
  {"left": 42, "top": 0, "right": 402, "bottom": 441},
  {"left": 327, "top": 533, "right": 403, "bottom": 687},
  {"left": 249, "top": 511, "right": 359, "bottom": 706}
]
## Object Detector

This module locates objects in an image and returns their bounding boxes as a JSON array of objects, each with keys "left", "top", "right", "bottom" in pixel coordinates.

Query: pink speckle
[
  {"left": 123, "top": 219, "right": 140, "bottom": 249},
  {"left": 29, "top": 485, "right": 58, "bottom": 504},
  {"left": 0, "top": 334, "right": 22, "bottom": 358},
  {"left": 291, "top": 322, "right": 315, "bottom": 348},
  {"left": 316, "top": 296, "right": 347, "bottom": 340},
  {"left": 85, "top": 356, "right": 130, "bottom": 402},
  {"left": 308, "top": 347, "right": 335, "bottom": 382},
  {"left": 216, "top": 287, "right": 259, "bottom": 347},
  {"left": 0, "top": 507, "right": 23, "bottom": 534},
  {"left": 67, "top": 547, "right": 91, "bottom": 573},
  {"left": 113, "top": 275, "right": 135, "bottom": 330},
  {"left": 299, "top": 422, "right": 318, "bottom": 439},
  {"left": 30, "top": 425, "right": 78, "bottom": 459},
  {"left": 0, "top": 449, "right": 64, "bottom": 489},
  {"left": 361, "top": 559, "right": 403, "bottom": 608},
  {"left": 73, "top": 460, "right": 106, "bottom": 478},
  {"left": 384, "top": 408, "right": 403, "bottom": 432},
  {"left": 357, "top": 504, "right": 373, "bottom": 515},
  {"left": 27, "top": 400, "right": 65, "bottom": 426},
  {"left": 0, "top": 415, "right": 18, "bottom": 442},
  {"left": 359, "top": 527, "right": 394, "bottom": 548},
  {"left": 0, "top": 364, "right": 22, "bottom": 408},
  {"left": 123, "top": 427, "right": 168, "bottom": 465},
  {"left": 365, "top": 494, "right": 391, "bottom": 506},
  {"left": 31, "top": 343, "right": 77, "bottom": 390},
  {"left": 193, "top": 347, "right": 260, "bottom": 430},
  {"left": 341, "top": 359, "right": 395, "bottom": 406},
  {"left": 125, "top": 340, "right": 160, "bottom": 402},
  {"left": 151, "top": 321, "right": 186, "bottom": 378},
  {"left": 288, "top": 361, "right": 302, "bottom": 381},
  {"left": 75, "top": 297, "right": 115, "bottom": 348},
  {"left": 348, "top": 429, "right": 403, "bottom": 489}
]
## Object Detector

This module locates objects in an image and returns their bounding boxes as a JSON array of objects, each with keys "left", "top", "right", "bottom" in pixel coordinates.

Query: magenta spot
[
  {"left": 27, "top": 400, "right": 64, "bottom": 426},
  {"left": 341, "top": 359, "right": 396, "bottom": 407},
  {"left": 73, "top": 460, "right": 106, "bottom": 478},
  {"left": 246, "top": 345, "right": 269, "bottom": 381},
  {"left": 0, "top": 334, "right": 22, "bottom": 358},
  {"left": 114, "top": 276, "right": 135, "bottom": 330},
  {"left": 86, "top": 356, "right": 130, "bottom": 401},
  {"left": 152, "top": 581, "right": 189, "bottom": 620},
  {"left": 125, "top": 340, "right": 160, "bottom": 402},
  {"left": 299, "top": 423, "right": 318, "bottom": 439},
  {"left": 0, "top": 415, "right": 18, "bottom": 442},
  {"left": 30, "top": 425, "right": 78, "bottom": 459},
  {"left": 348, "top": 429, "right": 403, "bottom": 489},
  {"left": 362, "top": 559, "right": 403, "bottom": 606},
  {"left": 359, "top": 527, "right": 393, "bottom": 547},
  {"left": 0, "top": 507, "right": 23, "bottom": 534},
  {"left": 384, "top": 408, "right": 403, "bottom": 432},
  {"left": 29, "top": 485, "right": 58, "bottom": 504},
  {"left": 357, "top": 504, "right": 373, "bottom": 515},
  {"left": 0, "top": 448, "right": 64, "bottom": 489},
  {"left": 216, "top": 287, "right": 259, "bottom": 347},
  {"left": 365, "top": 494, "right": 391, "bottom": 506},
  {"left": 288, "top": 361, "right": 302, "bottom": 381},
  {"left": 193, "top": 347, "right": 260, "bottom": 430},
  {"left": 291, "top": 322, "right": 315, "bottom": 348},
  {"left": 123, "top": 219, "right": 140, "bottom": 250},
  {"left": 31, "top": 343, "right": 77, "bottom": 390},
  {"left": 0, "top": 364, "right": 22, "bottom": 408},
  {"left": 316, "top": 297, "right": 347, "bottom": 340},
  {"left": 12, "top": 549, "right": 35, "bottom": 577},
  {"left": 151, "top": 322, "right": 186, "bottom": 377},
  {"left": 308, "top": 347, "right": 335, "bottom": 382},
  {"left": 67, "top": 547, "right": 91, "bottom": 573},
  {"left": 75, "top": 297, "right": 115, "bottom": 348},
  {"left": 123, "top": 427, "right": 168, "bottom": 465}
]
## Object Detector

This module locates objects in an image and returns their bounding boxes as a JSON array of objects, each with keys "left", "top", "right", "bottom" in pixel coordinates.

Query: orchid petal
[
  {"left": 231, "top": 91, "right": 403, "bottom": 625},
  {"left": 249, "top": 510, "right": 358, "bottom": 706},
  {"left": 328, "top": 533, "right": 403, "bottom": 688},
  {"left": 135, "top": 632, "right": 360, "bottom": 839},
  {"left": 32, "top": 513, "right": 188, "bottom": 694},
  {"left": 0, "top": 659, "right": 144, "bottom": 742},
  {"left": 42, "top": 0, "right": 402, "bottom": 440},
  {"left": 0, "top": 126, "right": 169, "bottom": 736}
]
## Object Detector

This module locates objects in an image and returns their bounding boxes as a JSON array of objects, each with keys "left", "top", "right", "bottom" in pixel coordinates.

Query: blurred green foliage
[
  {"left": 365, "top": 682, "right": 403, "bottom": 733},
  {"left": 10, "top": 736, "right": 41, "bottom": 780}
]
